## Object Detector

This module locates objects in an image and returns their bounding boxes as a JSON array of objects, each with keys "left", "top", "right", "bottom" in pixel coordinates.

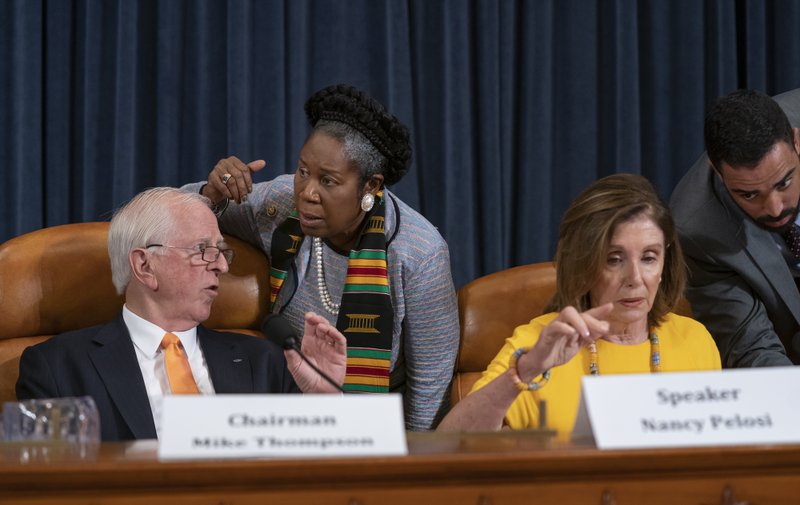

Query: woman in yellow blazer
[{"left": 438, "top": 174, "right": 721, "bottom": 439}]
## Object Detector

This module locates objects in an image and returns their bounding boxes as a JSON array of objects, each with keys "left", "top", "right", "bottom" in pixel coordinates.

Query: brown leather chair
[
  {"left": 451, "top": 262, "right": 692, "bottom": 406},
  {"left": 452, "top": 263, "right": 557, "bottom": 406},
  {"left": 0, "top": 222, "right": 270, "bottom": 405}
]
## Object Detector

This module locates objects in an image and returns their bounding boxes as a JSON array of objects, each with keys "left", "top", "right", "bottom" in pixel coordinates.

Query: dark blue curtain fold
[{"left": 3, "top": 0, "right": 800, "bottom": 288}]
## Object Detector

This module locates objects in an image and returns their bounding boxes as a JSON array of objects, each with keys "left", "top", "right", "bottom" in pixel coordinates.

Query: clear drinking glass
[{"left": 2, "top": 396, "right": 100, "bottom": 443}]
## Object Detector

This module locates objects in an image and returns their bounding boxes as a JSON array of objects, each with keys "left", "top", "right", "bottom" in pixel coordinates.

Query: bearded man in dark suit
[{"left": 671, "top": 88, "right": 800, "bottom": 367}]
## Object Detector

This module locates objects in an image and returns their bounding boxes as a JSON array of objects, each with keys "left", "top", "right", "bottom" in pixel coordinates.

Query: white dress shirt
[{"left": 122, "top": 305, "right": 215, "bottom": 438}]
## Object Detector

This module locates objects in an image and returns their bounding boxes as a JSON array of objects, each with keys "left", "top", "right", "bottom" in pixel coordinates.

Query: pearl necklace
[
  {"left": 313, "top": 237, "right": 340, "bottom": 315},
  {"left": 588, "top": 332, "right": 661, "bottom": 375}
]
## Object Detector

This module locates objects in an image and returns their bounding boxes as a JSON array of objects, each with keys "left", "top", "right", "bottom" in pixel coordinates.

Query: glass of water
[{"left": 2, "top": 396, "right": 100, "bottom": 443}]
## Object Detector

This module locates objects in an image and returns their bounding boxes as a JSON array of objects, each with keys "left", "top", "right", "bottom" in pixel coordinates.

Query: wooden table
[{"left": 2, "top": 432, "right": 799, "bottom": 504}]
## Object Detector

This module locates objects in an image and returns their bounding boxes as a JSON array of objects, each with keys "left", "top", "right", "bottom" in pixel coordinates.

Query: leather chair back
[
  {"left": 453, "top": 263, "right": 557, "bottom": 405},
  {"left": 0, "top": 222, "right": 270, "bottom": 404}
]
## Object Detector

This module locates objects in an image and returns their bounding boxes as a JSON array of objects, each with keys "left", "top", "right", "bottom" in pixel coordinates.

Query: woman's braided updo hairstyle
[{"left": 304, "top": 84, "right": 412, "bottom": 186}]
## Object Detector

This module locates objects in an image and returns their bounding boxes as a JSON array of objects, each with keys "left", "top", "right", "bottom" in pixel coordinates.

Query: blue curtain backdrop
[{"left": 3, "top": 0, "right": 800, "bottom": 288}]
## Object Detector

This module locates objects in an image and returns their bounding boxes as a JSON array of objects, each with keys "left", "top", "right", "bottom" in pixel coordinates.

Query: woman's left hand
[{"left": 284, "top": 312, "right": 347, "bottom": 393}]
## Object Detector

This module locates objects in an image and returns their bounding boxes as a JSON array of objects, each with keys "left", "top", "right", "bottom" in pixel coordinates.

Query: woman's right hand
[
  {"left": 518, "top": 303, "right": 613, "bottom": 381},
  {"left": 203, "top": 156, "right": 267, "bottom": 204}
]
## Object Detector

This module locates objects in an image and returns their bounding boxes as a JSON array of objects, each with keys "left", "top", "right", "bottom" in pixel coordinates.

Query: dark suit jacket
[
  {"left": 16, "top": 314, "right": 299, "bottom": 441},
  {"left": 670, "top": 88, "right": 800, "bottom": 367}
]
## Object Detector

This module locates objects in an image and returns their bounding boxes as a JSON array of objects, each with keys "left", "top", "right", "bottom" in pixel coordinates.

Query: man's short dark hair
[{"left": 704, "top": 89, "right": 794, "bottom": 170}]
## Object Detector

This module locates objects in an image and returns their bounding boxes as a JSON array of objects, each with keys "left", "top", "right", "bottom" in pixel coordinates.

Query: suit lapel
[
  {"left": 88, "top": 316, "right": 157, "bottom": 439},
  {"left": 199, "top": 327, "right": 255, "bottom": 393},
  {"left": 713, "top": 174, "right": 800, "bottom": 325},
  {"left": 742, "top": 219, "right": 800, "bottom": 324}
]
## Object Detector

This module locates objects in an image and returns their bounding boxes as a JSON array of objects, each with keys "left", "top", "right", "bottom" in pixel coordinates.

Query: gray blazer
[{"left": 670, "top": 88, "right": 800, "bottom": 367}]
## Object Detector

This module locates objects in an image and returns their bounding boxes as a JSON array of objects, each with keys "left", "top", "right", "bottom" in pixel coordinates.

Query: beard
[{"left": 755, "top": 206, "right": 799, "bottom": 234}]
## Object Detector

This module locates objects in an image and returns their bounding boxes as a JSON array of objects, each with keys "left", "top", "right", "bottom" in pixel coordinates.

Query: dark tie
[
  {"left": 782, "top": 225, "right": 800, "bottom": 295},
  {"left": 784, "top": 224, "right": 800, "bottom": 261}
]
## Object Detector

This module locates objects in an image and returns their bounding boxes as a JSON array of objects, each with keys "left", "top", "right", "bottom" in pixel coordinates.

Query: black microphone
[{"left": 262, "top": 314, "right": 344, "bottom": 392}]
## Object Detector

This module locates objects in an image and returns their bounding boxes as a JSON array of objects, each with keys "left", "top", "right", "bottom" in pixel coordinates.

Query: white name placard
[
  {"left": 576, "top": 367, "right": 800, "bottom": 449},
  {"left": 158, "top": 394, "right": 407, "bottom": 460}
]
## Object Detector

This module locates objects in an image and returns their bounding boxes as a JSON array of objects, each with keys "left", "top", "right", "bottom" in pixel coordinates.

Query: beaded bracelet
[{"left": 508, "top": 347, "right": 551, "bottom": 392}]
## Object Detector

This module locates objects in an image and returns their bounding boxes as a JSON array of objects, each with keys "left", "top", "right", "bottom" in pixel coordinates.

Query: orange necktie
[{"left": 161, "top": 333, "right": 199, "bottom": 394}]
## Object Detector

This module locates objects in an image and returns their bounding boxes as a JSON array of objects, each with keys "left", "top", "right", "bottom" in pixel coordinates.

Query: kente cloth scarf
[{"left": 269, "top": 192, "right": 393, "bottom": 392}]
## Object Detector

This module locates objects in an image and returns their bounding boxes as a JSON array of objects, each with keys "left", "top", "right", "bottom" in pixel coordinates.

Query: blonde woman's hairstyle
[
  {"left": 545, "top": 173, "right": 686, "bottom": 327},
  {"left": 108, "top": 187, "right": 212, "bottom": 294}
]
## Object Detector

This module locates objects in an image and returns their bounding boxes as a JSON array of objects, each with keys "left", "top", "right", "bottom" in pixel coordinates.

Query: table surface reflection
[{"left": 2, "top": 432, "right": 800, "bottom": 504}]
